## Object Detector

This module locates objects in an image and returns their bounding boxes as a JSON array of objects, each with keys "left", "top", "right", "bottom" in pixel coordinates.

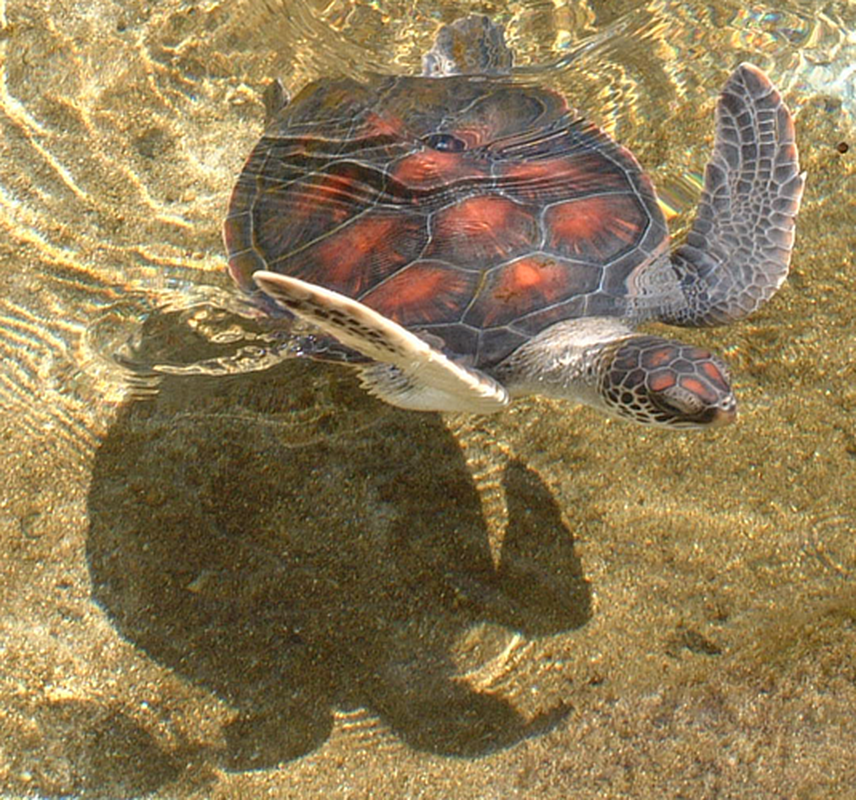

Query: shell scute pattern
[
  {"left": 425, "top": 195, "right": 539, "bottom": 267},
  {"left": 280, "top": 210, "right": 428, "bottom": 297},
  {"left": 465, "top": 255, "right": 600, "bottom": 329},
  {"left": 225, "top": 72, "right": 669, "bottom": 368},
  {"left": 359, "top": 261, "right": 481, "bottom": 327}
]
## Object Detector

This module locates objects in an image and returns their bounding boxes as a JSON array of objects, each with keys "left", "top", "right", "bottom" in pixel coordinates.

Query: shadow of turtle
[{"left": 87, "top": 355, "right": 591, "bottom": 771}]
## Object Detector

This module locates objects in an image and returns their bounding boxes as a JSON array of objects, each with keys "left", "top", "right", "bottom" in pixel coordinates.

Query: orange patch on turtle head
[
  {"left": 700, "top": 360, "right": 730, "bottom": 390},
  {"left": 647, "top": 371, "right": 677, "bottom": 393},
  {"left": 642, "top": 347, "right": 678, "bottom": 369},
  {"left": 679, "top": 376, "right": 719, "bottom": 405}
]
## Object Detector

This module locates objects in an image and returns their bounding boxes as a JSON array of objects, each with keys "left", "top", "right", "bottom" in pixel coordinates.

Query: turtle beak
[{"left": 708, "top": 396, "right": 738, "bottom": 427}]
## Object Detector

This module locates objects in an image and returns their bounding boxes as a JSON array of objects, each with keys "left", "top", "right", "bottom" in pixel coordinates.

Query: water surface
[{"left": 1, "top": 0, "right": 854, "bottom": 797}]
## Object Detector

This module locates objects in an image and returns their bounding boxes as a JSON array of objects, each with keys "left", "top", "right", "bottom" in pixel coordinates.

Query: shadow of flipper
[{"left": 494, "top": 459, "right": 592, "bottom": 635}]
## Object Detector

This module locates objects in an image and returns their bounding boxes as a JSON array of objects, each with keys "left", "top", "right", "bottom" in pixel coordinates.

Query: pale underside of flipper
[
  {"left": 663, "top": 63, "right": 805, "bottom": 327},
  {"left": 253, "top": 271, "right": 510, "bottom": 413}
]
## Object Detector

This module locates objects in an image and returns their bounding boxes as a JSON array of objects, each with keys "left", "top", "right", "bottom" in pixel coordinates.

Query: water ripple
[{"left": 0, "top": 0, "right": 853, "bottom": 475}]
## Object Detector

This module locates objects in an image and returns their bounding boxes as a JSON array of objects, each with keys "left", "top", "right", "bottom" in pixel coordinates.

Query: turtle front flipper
[
  {"left": 662, "top": 64, "right": 804, "bottom": 327},
  {"left": 253, "top": 272, "right": 510, "bottom": 413}
]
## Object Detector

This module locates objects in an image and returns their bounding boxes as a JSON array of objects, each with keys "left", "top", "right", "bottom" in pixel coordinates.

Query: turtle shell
[{"left": 225, "top": 73, "right": 669, "bottom": 368}]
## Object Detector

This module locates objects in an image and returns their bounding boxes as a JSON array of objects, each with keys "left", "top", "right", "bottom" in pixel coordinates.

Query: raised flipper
[
  {"left": 663, "top": 63, "right": 804, "bottom": 326},
  {"left": 253, "top": 271, "right": 509, "bottom": 413}
]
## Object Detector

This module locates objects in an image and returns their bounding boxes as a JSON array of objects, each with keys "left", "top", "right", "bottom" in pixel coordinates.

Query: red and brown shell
[{"left": 224, "top": 73, "right": 668, "bottom": 368}]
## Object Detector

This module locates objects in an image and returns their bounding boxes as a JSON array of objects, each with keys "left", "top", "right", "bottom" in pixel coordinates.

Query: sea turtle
[{"left": 224, "top": 16, "right": 803, "bottom": 427}]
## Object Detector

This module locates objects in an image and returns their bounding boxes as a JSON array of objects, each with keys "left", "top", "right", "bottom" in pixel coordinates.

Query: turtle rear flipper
[
  {"left": 422, "top": 16, "right": 513, "bottom": 77},
  {"left": 253, "top": 271, "right": 510, "bottom": 413},
  {"left": 262, "top": 79, "right": 289, "bottom": 127},
  {"left": 664, "top": 63, "right": 804, "bottom": 327}
]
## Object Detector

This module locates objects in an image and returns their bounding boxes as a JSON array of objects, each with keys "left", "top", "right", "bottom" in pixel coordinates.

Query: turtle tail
[
  {"left": 662, "top": 64, "right": 804, "bottom": 327},
  {"left": 422, "top": 16, "right": 513, "bottom": 77}
]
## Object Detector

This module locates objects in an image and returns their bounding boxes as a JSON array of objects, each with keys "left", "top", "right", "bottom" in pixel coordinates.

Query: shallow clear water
[{"left": 1, "top": 0, "right": 854, "bottom": 797}]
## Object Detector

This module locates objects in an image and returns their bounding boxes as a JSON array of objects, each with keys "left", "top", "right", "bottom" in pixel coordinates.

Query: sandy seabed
[{"left": 1, "top": 0, "right": 855, "bottom": 797}]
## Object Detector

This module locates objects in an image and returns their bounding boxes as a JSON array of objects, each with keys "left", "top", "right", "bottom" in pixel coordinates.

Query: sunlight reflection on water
[{"left": 0, "top": 2, "right": 855, "bottom": 795}]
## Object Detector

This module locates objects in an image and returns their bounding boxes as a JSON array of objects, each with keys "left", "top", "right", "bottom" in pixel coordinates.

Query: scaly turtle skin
[{"left": 225, "top": 16, "right": 803, "bottom": 427}]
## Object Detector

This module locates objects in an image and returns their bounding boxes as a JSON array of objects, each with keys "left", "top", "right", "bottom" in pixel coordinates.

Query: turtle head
[{"left": 599, "top": 335, "right": 737, "bottom": 429}]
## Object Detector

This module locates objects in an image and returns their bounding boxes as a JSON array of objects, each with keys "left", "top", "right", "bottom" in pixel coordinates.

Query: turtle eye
[{"left": 423, "top": 132, "right": 466, "bottom": 152}]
